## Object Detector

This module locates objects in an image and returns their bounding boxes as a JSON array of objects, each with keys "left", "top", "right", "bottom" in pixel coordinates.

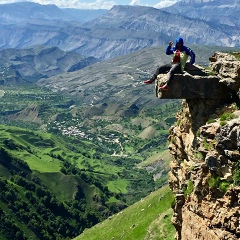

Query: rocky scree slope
[{"left": 168, "top": 52, "right": 240, "bottom": 239}]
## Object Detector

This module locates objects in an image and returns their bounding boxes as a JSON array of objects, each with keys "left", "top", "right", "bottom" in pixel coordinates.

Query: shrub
[
  {"left": 220, "top": 121, "right": 227, "bottom": 126},
  {"left": 203, "top": 138, "right": 215, "bottom": 150},
  {"left": 233, "top": 160, "right": 240, "bottom": 186},
  {"left": 230, "top": 52, "right": 240, "bottom": 60},
  {"left": 170, "top": 196, "right": 176, "bottom": 208},
  {"left": 184, "top": 180, "right": 194, "bottom": 198},
  {"left": 220, "top": 112, "right": 236, "bottom": 121},
  {"left": 208, "top": 175, "right": 220, "bottom": 188},
  {"left": 194, "top": 152, "right": 204, "bottom": 161},
  {"left": 219, "top": 181, "right": 230, "bottom": 193},
  {"left": 208, "top": 175, "right": 230, "bottom": 193},
  {"left": 207, "top": 119, "right": 215, "bottom": 124}
]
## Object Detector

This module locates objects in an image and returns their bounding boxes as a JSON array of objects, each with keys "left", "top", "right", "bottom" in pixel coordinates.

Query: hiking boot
[
  {"left": 143, "top": 79, "right": 153, "bottom": 84},
  {"left": 159, "top": 84, "right": 169, "bottom": 90}
]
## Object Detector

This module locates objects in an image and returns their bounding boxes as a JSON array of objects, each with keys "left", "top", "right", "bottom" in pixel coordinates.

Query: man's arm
[
  {"left": 187, "top": 47, "right": 195, "bottom": 64},
  {"left": 166, "top": 41, "right": 174, "bottom": 55}
]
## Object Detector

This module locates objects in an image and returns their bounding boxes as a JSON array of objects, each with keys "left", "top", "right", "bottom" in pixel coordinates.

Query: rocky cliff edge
[{"left": 157, "top": 52, "right": 240, "bottom": 239}]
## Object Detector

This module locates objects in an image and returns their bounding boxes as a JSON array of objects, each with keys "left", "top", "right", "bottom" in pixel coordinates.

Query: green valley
[
  {"left": 1, "top": 44, "right": 237, "bottom": 240},
  {"left": 0, "top": 83, "right": 179, "bottom": 239}
]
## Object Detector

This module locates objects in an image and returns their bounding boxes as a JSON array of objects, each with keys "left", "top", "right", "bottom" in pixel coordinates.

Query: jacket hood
[{"left": 176, "top": 37, "right": 184, "bottom": 45}]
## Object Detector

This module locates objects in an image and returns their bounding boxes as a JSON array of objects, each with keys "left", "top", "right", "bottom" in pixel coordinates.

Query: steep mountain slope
[
  {"left": 74, "top": 185, "right": 174, "bottom": 240},
  {"left": 0, "top": 125, "right": 116, "bottom": 239}
]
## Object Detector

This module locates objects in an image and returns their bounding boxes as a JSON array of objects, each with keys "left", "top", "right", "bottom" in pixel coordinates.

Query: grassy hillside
[
  {"left": 0, "top": 124, "right": 121, "bottom": 239},
  {"left": 0, "top": 80, "right": 179, "bottom": 239},
  {"left": 0, "top": 117, "right": 173, "bottom": 239},
  {"left": 74, "top": 185, "right": 175, "bottom": 240}
]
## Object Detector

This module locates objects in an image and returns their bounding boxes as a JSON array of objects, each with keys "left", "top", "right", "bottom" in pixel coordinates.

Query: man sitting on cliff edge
[{"left": 144, "top": 37, "right": 195, "bottom": 90}]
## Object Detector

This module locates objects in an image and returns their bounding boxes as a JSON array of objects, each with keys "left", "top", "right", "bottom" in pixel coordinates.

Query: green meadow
[{"left": 74, "top": 185, "right": 175, "bottom": 240}]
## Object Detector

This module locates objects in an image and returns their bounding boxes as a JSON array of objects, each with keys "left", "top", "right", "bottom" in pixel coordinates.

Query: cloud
[
  {"left": 129, "top": 0, "right": 140, "bottom": 5},
  {"left": 0, "top": 0, "right": 117, "bottom": 9},
  {"left": 0, "top": 0, "right": 18, "bottom": 3},
  {"left": 0, "top": 0, "right": 178, "bottom": 9},
  {"left": 129, "top": 0, "right": 177, "bottom": 8},
  {"left": 154, "top": 0, "right": 177, "bottom": 8},
  {"left": 38, "top": 0, "right": 116, "bottom": 9}
]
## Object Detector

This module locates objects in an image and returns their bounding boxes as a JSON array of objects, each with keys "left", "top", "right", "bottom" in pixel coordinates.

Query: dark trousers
[{"left": 153, "top": 63, "right": 181, "bottom": 85}]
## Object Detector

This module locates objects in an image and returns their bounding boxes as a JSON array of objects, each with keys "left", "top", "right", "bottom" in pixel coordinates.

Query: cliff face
[{"left": 167, "top": 52, "right": 240, "bottom": 239}]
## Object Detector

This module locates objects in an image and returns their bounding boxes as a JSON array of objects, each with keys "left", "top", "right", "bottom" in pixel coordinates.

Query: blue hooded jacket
[{"left": 166, "top": 37, "right": 195, "bottom": 71}]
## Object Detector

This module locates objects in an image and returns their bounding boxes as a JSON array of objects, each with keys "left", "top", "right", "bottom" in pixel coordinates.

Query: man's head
[{"left": 176, "top": 37, "right": 184, "bottom": 48}]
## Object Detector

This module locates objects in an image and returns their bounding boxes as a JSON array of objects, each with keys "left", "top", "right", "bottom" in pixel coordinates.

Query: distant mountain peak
[{"left": 176, "top": 0, "right": 240, "bottom": 5}]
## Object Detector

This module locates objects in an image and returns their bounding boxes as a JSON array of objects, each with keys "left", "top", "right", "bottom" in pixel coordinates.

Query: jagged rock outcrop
[
  {"left": 165, "top": 52, "right": 240, "bottom": 239},
  {"left": 155, "top": 61, "right": 239, "bottom": 100}
]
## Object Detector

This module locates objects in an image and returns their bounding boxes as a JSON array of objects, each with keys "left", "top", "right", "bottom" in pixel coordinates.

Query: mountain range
[
  {"left": 0, "top": 45, "right": 99, "bottom": 83},
  {"left": 164, "top": 0, "right": 240, "bottom": 27},
  {"left": 36, "top": 45, "right": 239, "bottom": 108},
  {"left": 0, "top": 43, "right": 236, "bottom": 108},
  {"left": 0, "top": 2, "right": 107, "bottom": 23},
  {"left": 0, "top": 0, "right": 239, "bottom": 60}
]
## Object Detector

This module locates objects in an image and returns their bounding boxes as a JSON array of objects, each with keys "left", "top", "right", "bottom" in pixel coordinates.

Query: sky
[{"left": 0, "top": 0, "right": 180, "bottom": 9}]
